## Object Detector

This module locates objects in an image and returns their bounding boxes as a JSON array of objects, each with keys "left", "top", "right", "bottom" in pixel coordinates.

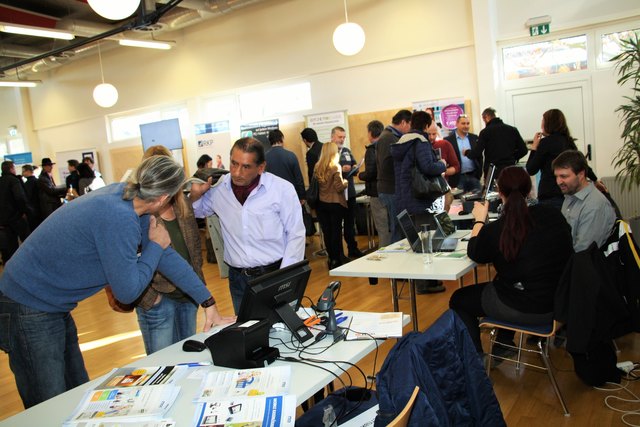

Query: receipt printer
[{"left": 205, "top": 319, "right": 279, "bottom": 369}]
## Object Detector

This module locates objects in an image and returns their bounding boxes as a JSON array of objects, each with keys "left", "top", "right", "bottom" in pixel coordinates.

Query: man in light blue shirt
[
  {"left": 444, "top": 114, "right": 482, "bottom": 193},
  {"left": 552, "top": 150, "right": 616, "bottom": 252},
  {"left": 191, "top": 137, "right": 306, "bottom": 313}
]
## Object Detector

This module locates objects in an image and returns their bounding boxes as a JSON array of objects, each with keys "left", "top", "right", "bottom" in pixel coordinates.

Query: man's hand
[
  {"left": 342, "top": 164, "right": 352, "bottom": 173},
  {"left": 203, "top": 305, "right": 236, "bottom": 332},
  {"left": 148, "top": 216, "right": 171, "bottom": 249},
  {"left": 189, "top": 181, "right": 211, "bottom": 202}
]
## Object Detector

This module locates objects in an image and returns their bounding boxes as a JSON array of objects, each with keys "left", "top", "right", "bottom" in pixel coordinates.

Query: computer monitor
[
  {"left": 237, "top": 260, "right": 313, "bottom": 343},
  {"left": 140, "top": 118, "right": 183, "bottom": 151}
]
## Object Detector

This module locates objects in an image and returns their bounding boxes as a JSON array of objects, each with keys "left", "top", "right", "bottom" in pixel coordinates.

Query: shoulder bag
[{"left": 411, "top": 141, "right": 450, "bottom": 200}]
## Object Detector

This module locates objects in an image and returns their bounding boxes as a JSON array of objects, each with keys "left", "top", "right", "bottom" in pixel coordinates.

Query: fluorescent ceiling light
[
  {"left": 119, "top": 39, "right": 172, "bottom": 50},
  {"left": 0, "top": 23, "right": 74, "bottom": 40},
  {"left": 0, "top": 80, "right": 41, "bottom": 87}
]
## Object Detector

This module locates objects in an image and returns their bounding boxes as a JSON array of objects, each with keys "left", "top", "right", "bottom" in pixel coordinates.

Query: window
[
  {"left": 108, "top": 106, "right": 190, "bottom": 143},
  {"left": 600, "top": 28, "right": 640, "bottom": 64},
  {"left": 502, "top": 35, "right": 588, "bottom": 80}
]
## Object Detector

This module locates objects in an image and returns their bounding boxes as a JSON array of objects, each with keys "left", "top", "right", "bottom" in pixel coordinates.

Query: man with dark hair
[
  {"left": 332, "top": 126, "right": 363, "bottom": 258},
  {"left": 376, "top": 109, "right": 412, "bottom": 243},
  {"left": 37, "top": 157, "right": 66, "bottom": 219},
  {"left": 552, "top": 150, "right": 616, "bottom": 251},
  {"left": 0, "top": 161, "right": 31, "bottom": 263},
  {"left": 300, "top": 127, "right": 323, "bottom": 183},
  {"left": 359, "top": 120, "right": 391, "bottom": 247},
  {"left": 464, "top": 107, "right": 527, "bottom": 182},
  {"left": 190, "top": 137, "right": 305, "bottom": 313},
  {"left": 21, "top": 165, "right": 41, "bottom": 231},
  {"left": 197, "top": 154, "right": 213, "bottom": 169},
  {"left": 65, "top": 159, "right": 80, "bottom": 193},
  {"left": 265, "top": 129, "right": 305, "bottom": 200},
  {"left": 444, "top": 114, "right": 482, "bottom": 193},
  {"left": 83, "top": 156, "right": 102, "bottom": 180}
]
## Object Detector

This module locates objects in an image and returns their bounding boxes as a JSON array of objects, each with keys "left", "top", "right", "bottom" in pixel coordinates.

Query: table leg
[
  {"left": 391, "top": 279, "right": 399, "bottom": 312},
  {"left": 409, "top": 279, "right": 418, "bottom": 331},
  {"left": 474, "top": 266, "right": 479, "bottom": 285}
]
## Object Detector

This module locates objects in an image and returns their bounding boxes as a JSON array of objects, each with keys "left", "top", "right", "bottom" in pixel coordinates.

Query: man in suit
[
  {"left": 37, "top": 157, "right": 66, "bottom": 220},
  {"left": 0, "top": 161, "right": 30, "bottom": 263},
  {"left": 21, "top": 164, "right": 41, "bottom": 231},
  {"left": 444, "top": 114, "right": 482, "bottom": 193},
  {"left": 301, "top": 127, "right": 323, "bottom": 183}
]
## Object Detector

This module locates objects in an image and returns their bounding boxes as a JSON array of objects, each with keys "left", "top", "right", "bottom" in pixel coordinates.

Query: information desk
[
  {"left": 0, "top": 313, "right": 409, "bottom": 427},
  {"left": 330, "top": 242, "right": 476, "bottom": 331}
]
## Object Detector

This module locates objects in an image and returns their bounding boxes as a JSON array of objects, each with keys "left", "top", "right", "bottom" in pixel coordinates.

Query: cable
[{"left": 594, "top": 374, "right": 640, "bottom": 426}]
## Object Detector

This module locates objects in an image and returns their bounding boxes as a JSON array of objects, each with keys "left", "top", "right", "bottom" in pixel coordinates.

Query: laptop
[
  {"left": 433, "top": 211, "right": 470, "bottom": 239},
  {"left": 396, "top": 210, "right": 458, "bottom": 253},
  {"left": 432, "top": 212, "right": 464, "bottom": 251}
]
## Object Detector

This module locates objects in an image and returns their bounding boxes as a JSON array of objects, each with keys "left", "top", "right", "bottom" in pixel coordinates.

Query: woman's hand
[
  {"left": 531, "top": 132, "right": 543, "bottom": 150},
  {"left": 203, "top": 305, "right": 236, "bottom": 332},
  {"left": 472, "top": 201, "right": 489, "bottom": 223}
]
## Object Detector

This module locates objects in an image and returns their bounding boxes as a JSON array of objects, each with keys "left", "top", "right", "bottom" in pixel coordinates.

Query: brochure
[
  {"left": 194, "top": 366, "right": 291, "bottom": 402},
  {"left": 67, "top": 419, "right": 175, "bottom": 427},
  {"left": 95, "top": 366, "right": 189, "bottom": 389},
  {"left": 192, "top": 395, "right": 296, "bottom": 427},
  {"left": 345, "top": 312, "right": 404, "bottom": 341}
]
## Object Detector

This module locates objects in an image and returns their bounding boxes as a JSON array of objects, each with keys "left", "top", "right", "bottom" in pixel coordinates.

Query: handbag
[
  {"left": 410, "top": 141, "right": 450, "bottom": 200},
  {"left": 306, "top": 175, "right": 320, "bottom": 209}
]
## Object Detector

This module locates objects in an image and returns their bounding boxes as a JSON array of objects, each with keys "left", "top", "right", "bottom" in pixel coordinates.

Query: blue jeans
[
  {"left": 228, "top": 267, "right": 252, "bottom": 315},
  {"left": 0, "top": 292, "right": 89, "bottom": 408},
  {"left": 458, "top": 173, "right": 482, "bottom": 193},
  {"left": 135, "top": 295, "right": 198, "bottom": 355},
  {"left": 378, "top": 193, "right": 401, "bottom": 243}
]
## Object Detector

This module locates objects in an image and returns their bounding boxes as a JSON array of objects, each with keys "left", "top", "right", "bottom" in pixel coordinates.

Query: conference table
[
  {"left": 330, "top": 241, "right": 477, "bottom": 332},
  {"left": 0, "top": 313, "right": 409, "bottom": 426}
]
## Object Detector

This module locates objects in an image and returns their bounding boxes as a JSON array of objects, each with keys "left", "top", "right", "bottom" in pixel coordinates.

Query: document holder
[{"left": 205, "top": 319, "right": 279, "bottom": 369}]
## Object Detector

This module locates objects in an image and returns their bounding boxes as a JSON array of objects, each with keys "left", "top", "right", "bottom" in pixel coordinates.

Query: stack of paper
[
  {"left": 345, "top": 312, "right": 404, "bottom": 341},
  {"left": 63, "top": 366, "right": 187, "bottom": 426},
  {"left": 192, "top": 366, "right": 296, "bottom": 427}
]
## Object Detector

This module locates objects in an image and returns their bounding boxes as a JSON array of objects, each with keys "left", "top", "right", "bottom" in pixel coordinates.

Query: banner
[
  {"left": 304, "top": 110, "right": 350, "bottom": 148},
  {"left": 412, "top": 98, "right": 466, "bottom": 132},
  {"left": 240, "top": 119, "right": 279, "bottom": 153},
  {"left": 195, "top": 121, "right": 232, "bottom": 169}
]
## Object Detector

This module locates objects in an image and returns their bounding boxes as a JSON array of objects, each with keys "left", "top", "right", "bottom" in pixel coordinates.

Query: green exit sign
[{"left": 530, "top": 23, "right": 550, "bottom": 37}]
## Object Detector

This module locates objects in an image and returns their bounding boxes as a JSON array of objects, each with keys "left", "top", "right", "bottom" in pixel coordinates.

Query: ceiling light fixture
[
  {"left": 93, "top": 43, "right": 118, "bottom": 108},
  {"left": 332, "top": 0, "right": 365, "bottom": 56},
  {"left": 119, "top": 39, "right": 173, "bottom": 50},
  {"left": 0, "top": 80, "right": 41, "bottom": 88},
  {"left": 0, "top": 23, "right": 74, "bottom": 40},
  {"left": 88, "top": 0, "right": 141, "bottom": 21}
]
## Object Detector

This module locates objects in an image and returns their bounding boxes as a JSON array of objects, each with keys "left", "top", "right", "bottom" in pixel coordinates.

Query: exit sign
[{"left": 530, "top": 23, "right": 550, "bottom": 37}]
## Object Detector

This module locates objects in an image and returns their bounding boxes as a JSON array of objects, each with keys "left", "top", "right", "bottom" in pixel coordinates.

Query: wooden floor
[{"left": 1, "top": 235, "right": 640, "bottom": 425}]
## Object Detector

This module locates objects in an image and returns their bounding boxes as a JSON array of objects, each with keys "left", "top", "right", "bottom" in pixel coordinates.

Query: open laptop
[
  {"left": 433, "top": 212, "right": 470, "bottom": 239},
  {"left": 396, "top": 210, "right": 457, "bottom": 253}
]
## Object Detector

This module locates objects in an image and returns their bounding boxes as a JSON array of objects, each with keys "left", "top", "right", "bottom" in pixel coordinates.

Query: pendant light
[
  {"left": 93, "top": 43, "right": 118, "bottom": 108},
  {"left": 88, "top": 0, "right": 141, "bottom": 21},
  {"left": 332, "top": 0, "right": 365, "bottom": 56}
]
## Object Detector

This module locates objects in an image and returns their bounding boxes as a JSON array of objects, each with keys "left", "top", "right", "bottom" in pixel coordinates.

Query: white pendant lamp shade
[
  {"left": 332, "top": 22, "right": 365, "bottom": 56},
  {"left": 93, "top": 83, "right": 118, "bottom": 108},
  {"left": 88, "top": 0, "right": 141, "bottom": 20}
]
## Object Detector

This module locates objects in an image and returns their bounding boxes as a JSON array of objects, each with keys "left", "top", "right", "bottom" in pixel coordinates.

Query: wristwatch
[{"left": 200, "top": 296, "right": 216, "bottom": 308}]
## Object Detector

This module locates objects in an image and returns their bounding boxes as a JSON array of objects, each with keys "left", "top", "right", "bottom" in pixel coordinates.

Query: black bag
[
  {"left": 410, "top": 141, "right": 450, "bottom": 200},
  {"left": 302, "top": 206, "right": 316, "bottom": 237},
  {"left": 306, "top": 176, "right": 320, "bottom": 209}
]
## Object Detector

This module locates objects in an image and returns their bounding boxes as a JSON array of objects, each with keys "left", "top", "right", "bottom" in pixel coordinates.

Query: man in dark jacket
[
  {"left": 37, "top": 157, "right": 66, "bottom": 220},
  {"left": 265, "top": 129, "right": 305, "bottom": 201},
  {"left": 301, "top": 127, "right": 323, "bottom": 184},
  {"left": 65, "top": 159, "right": 80, "bottom": 193},
  {"left": 464, "top": 107, "right": 527, "bottom": 182},
  {"left": 444, "top": 114, "right": 482, "bottom": 192},
  {"left": 376, "top": 109, "right": 412, "bottom": 243},
  {"left": 21, "top": 164, "right": 41, "bottom": 231},
  {"left": 0, "top": 161, "right": 31, "bottom": 263}
]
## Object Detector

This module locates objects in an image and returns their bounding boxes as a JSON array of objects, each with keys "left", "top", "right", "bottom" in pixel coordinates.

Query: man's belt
[{"left": 228, "top": 259, "right": 282, "bottom": 277}]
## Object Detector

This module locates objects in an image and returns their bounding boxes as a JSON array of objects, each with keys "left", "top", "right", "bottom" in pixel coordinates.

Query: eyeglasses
[{"left": 458, "top": 114, "right": 468, "bottom": 119}]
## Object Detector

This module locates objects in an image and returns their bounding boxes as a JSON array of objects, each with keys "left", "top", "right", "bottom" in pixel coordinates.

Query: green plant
[{"left": 612, "top": 33, "right": 640, "bottom": 190}]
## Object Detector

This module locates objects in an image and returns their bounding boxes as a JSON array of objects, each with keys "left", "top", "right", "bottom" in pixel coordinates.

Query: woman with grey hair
[{"left": 0, "top": 155, "right": 234, "bottom": 409}]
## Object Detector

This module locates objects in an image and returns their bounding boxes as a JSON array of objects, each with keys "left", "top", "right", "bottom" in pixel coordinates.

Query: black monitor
[{"left": 237, "top": 260, "right": 313, "bottom": 343}]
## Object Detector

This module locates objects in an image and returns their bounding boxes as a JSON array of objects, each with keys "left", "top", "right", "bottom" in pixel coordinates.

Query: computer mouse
[{"left": 182, "top": 339, "right": 207, "bottom": 352}]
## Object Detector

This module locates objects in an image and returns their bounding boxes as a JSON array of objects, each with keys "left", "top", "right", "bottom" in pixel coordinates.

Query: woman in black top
[
  {"left": 449, "top": 166, "right": 573, "bottom": 354},
  {"left": 525, "top": 109, "right": 578, "bottom": 209}
]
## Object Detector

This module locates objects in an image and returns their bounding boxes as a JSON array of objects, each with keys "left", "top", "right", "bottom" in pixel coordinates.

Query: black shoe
[
  {"left": 348, "top": 248, "right": 364, "bottom": 258},
  {"left": 416, "top": 283, "right": 446, "bottom": 294},
  {"left": 368, "top": 277, "right": 378, "bottom": 286},
  {"left": 328, "top": 259, "right": 342, "bottom": 269}
]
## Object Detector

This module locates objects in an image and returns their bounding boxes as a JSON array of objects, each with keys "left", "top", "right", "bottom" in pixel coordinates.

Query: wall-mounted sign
[{"left": 530, "top": 23, "right": 550, "bottom": 37}]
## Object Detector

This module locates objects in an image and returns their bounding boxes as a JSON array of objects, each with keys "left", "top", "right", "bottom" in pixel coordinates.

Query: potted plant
[{"left": 611, "top": 33, "right": 640, "bottom": 192}]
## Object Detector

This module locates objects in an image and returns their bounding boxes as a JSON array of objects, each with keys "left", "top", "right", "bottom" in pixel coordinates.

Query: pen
[
  {"left": 335, "top": 312, "right": 343, "bottom": 317},
  {"left": 336, "top": 316, "right": 348, "bottom": 325},
  {"left": 176, "top": 362, "right": 212, "bottom": 367}
]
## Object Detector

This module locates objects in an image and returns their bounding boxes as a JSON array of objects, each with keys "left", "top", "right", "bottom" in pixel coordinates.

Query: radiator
[{"left": 601, "top": 176, "right": 640, "bottom": 220}]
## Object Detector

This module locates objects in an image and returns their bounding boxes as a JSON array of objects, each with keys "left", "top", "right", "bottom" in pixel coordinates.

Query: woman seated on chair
[{"left": 449, "top": 166, "right": 573, "bottom": 354}]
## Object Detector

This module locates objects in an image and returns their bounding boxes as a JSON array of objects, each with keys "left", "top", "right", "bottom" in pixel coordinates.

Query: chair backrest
[{"left": 387, "top": 386, "right": 419, "bottom": 427}]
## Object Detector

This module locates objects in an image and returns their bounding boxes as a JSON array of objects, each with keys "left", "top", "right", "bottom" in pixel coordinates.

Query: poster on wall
[
  {"left": 305, "top": 110, "right": 350, "bottom": 148},
  {"left": 3, "top": 152, "right": 33, "bottom": 166},
  {"left": 412, "top": 98, "right": 466, "bottom": 134},
  {"left": 239, "top": 119, "right": 279, "bottom": 153},
  {"left": 195, "top": 121, "right": 232, "bottom": 169}
]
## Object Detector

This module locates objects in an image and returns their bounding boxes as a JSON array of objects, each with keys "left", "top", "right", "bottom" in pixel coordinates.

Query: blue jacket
[
  {"left": 375, "top": 310, "right": 505, "bottom": 427},
  {"left": 391, "top": 131, "right": 445, "bottom": 215}
]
